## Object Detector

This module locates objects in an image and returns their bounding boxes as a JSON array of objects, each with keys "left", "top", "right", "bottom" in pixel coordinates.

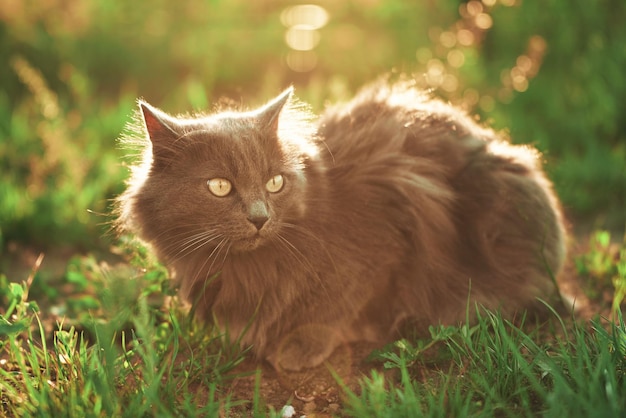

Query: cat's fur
[{"left": 116, "top": 81, "right": 566, "bottom": 371}]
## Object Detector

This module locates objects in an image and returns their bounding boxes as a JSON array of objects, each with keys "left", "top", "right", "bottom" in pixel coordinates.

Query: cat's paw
[{"left": 270, "top": 324, "right": 340, "bottom": 371}]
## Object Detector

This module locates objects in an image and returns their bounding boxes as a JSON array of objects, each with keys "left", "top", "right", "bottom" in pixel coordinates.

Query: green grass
[
  {"left": 0, "top": 249, "right": 252, "bottom": 417},
  {"left": 342, "top": 310, "right": 626, "bottom": 418},
  {"left": 2, "top": 238, "right": 626, "bottom": 417}
]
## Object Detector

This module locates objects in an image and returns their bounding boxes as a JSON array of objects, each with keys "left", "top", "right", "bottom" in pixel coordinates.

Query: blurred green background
[{"left": 1, "top": 0, "right": 625, "bottom": 256}]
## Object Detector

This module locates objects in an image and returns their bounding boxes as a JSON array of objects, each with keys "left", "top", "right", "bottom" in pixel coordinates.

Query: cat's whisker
[
  {"left": 206, "top": 237, "right": 229, "bottom": 278},
  {"left": 149, "top": 223, "right": 196, "bottom": 234},
  {"left": 275, "top": 234, "right": 308, "bottom": 266},
  {"left": 172, "top": 230, "right": 221, "bottom": 254},
  {"left": 279, "top": 222, "right": 339, "bottom": 275},
  {"left": 188, "top": 237, "right": 227, "bottom": 295},
  {"left": 166, "top": 232, "right": 224, "bottom": 263},
  {"left": 275, "top": 233, "right": 332, "bottom": 300},
  {"left": 198, "top": 238, "right": 230, "bottom": 309},
  {"left": 148, "top": 222, "right": 216, "bottom": 240},
  {"left": 148, "top": 230, "right": 213, "bottom": 256},
  {"left": 218, "top": 241, "right": 232, "bottom": 270},
  {"left": 162, "top": 230, "right": 211, "bottom": 250}
]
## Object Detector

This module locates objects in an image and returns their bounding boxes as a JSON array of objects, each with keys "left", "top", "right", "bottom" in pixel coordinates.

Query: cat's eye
[
  {"left": 207, "top": 178, "right": 232, "bottom": 197},
  {"left": 266, "top": 174, "right": 284, "bottom": 193}
]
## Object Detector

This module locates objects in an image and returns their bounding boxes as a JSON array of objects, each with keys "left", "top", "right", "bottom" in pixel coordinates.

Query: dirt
[{"left": 224, "top": 342, "right": 385, "bottom": 417}]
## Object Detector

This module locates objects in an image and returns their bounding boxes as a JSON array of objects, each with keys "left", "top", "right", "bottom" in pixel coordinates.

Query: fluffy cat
[{"left": 116, "top": 81, "right": 566, "bottom": 371}]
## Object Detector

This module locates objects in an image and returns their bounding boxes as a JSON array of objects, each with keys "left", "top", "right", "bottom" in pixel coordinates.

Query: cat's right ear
[
  {"left": 139, "top": 100, "right": 179, "bottom": 144},
  {"left": 138, "top": 101, "right": 182, "bottom": 167}
]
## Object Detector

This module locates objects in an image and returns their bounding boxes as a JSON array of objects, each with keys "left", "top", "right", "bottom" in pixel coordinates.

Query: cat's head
[{"left": 123, "top": 88, "right": 321, "bottom": 257}]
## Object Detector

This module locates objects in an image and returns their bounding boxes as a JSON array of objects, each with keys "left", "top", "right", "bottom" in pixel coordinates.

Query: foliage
[
  {"left": 0, "top": 0, "right": 624, "bottom": 250},
  {"left": 1, "top": 55, "right": 130, "bottom": 250},
  {"left": 576, "top": 230, "right": 626, "bottom": 315}
]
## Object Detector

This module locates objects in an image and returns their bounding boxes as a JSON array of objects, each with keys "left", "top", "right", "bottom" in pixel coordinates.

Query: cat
[{"left": 116, "top": 80, "right": 567, "bottom": 371}]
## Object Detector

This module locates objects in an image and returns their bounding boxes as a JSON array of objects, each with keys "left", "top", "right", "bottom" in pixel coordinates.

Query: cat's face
[{"left": 136, "top": 89, "right": 316, "bottom": 256}]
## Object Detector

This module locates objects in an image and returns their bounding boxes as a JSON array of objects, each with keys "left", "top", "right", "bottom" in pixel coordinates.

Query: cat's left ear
[{"left": 257, "top": 87, "right": 293, "bottom": 132}]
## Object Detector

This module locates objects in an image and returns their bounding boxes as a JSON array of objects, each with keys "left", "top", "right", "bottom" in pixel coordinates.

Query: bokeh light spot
[
  {"left": 529, "top": 35, "right": 547, "bottom": 53},
  {"left": 457, "top": 29, "right": 475, "bottom": 46},
  {"left": 281, "top": 4, "right": 329, "bottom": 29},
  {"left": 512, "top": 76, "right": 529, "bottom": 92},
  {"left": 281, "top": 4, "right": 328, "bottom": 72},
  {"left": 516, "top": 55, "right": 532, "bottom": 72},
  {"left": 467, "top": 1, "right": 484, "bottom": 17},
  {"left": 463, "top": 89, "right": 480, "bottom": 106},
  {"left": 439, "top": 31, "right": 457, "bottom": 48},
  {"left": 441, "top": 74, "right": 459, "bottom": 92},
  {"left": 426, "top": 59, "right": 445, "bottom": 87},
  {"left": 475, "top": 13, "right": 493, "bottom": 30},
  {"left": 447, "top": 49, "right": 465, "bottom": 68},
  {"left": 285, "top": 25, "right": 321, "bottom": 51}
]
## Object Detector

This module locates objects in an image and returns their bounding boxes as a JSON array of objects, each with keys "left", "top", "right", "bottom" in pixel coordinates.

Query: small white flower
[{"left": 280, "top": 405, "right": 296, "bottom": 418}]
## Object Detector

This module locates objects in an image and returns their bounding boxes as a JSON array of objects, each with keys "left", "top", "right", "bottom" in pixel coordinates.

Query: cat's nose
[
  {"left": 247, "top": 215, "right": 269, "bottom": 230},
  {"left": 247, "top": 200, "right": 269, "bottom": 230}
]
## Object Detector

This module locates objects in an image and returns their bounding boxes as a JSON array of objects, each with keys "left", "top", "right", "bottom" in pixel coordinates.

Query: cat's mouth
[
  {"left": 232, "top": 233, "right": 266, "bottom": 253},
  {"left": 231, "top": 222, "right": 278, "bottom": 253}
]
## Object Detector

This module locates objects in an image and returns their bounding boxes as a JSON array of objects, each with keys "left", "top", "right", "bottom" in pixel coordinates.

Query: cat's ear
[
  {"left": 138, "top": 100, "right": 180, "bottom": 168},
  {"left": 257, "top": 87, "right": 293, "bottom": 132},
  {"left": 138, "top": 100, "right": 183, "bottom": 167},
  {"left": 138, "top": 100, "right": 180, "bottom": 144}
]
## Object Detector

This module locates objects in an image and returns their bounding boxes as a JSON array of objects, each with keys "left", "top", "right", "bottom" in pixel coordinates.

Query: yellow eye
[
  {"left": 207, "top": 178, "right": 232, "bottom": 197},
  {"left": 266, "top": 174, "right": 284, "bottom": 193}
]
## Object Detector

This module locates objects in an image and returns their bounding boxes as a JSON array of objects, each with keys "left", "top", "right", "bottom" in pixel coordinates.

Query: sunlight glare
[
  {"left": 281, "top": 4, "right": 329, "bottom": 29},
  {"left": 282, "top": 4, "right": 329, "bottom": 72},
  {"left": 285, "top": 25, "right": 321, "bottom": 51}
]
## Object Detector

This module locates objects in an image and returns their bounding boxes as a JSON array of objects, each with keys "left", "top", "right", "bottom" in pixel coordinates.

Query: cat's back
[
  {"left": 315, "top": 81, "right": 566, "bottom": 316},
  {"left": 317, "top": 82, "right": 492, "bottom": 179},
  {"left": 314, "top": 83, "right": 473, "bottom": 268}
]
